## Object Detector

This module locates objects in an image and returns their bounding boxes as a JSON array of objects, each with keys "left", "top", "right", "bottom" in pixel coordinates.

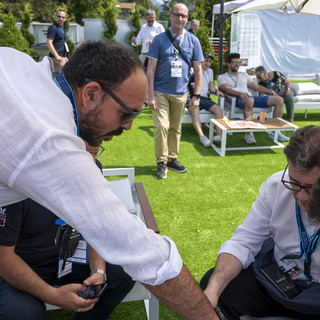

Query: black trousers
[{"left": 200, "top": 268, "right": 320, "bottom": 320}]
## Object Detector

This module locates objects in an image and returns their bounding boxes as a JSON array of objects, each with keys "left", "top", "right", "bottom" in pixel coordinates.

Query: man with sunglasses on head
[
  {"left": 217, "top": 52, "right": 286, "bottom": 144},
  {"left": 131, "top": 9, "right": 165, "bottom": 66},
  {"left": 46, "top": 9, "right": 68, "bottom": 71},
  {"left": 201, "top": 125, "right": 320, "bottom": 320},
  {"left": 147, "top": 3, "right": 203, "bottom": 179},
  {"left": 0, "top": 41, "right": 219, "bottom": 319}
]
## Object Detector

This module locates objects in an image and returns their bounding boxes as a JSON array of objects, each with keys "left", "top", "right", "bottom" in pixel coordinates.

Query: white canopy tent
[{"left": 212, "top": 0, "right": 320, "bottom": 77}]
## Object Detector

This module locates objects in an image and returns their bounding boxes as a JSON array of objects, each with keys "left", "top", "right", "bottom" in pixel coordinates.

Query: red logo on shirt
[{"left": 0, "top": 207, "right": 6, "bottom": 227}]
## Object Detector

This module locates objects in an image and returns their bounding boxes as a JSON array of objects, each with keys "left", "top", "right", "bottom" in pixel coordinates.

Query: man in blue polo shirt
[
  {"left": 46, "top": 9, "right": 68, "bottom": 71},
  {"left": 147, "top": 3, "right": 203, "bottom": 179}
]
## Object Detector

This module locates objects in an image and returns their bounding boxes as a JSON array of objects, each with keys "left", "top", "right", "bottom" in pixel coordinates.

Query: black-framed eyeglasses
[
  {"left": 281, "top": 164, "right": 312, "bottom": 194},
  {"left": 231, "top": 61, "right": 242, "bottom": 66},
  {"left": 171, "top": 12, "right": 188, "bottom": 19},
  {"left": 88, "top": 146, "right": 105, "bottom": 159},
  {"left": 85, "top": 78, "right": 141, "bottom": 124}
]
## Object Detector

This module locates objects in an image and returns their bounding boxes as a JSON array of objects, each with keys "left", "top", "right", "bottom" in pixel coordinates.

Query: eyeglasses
[
  {"left": 85, "top": 78, "right": 141, "bottom": 124},
  {"left": 231, "top": 61, "right": 242, "bottom": 66},
  {"left": 88, "top": 146, "right": 105, "bottom": 159},
  {"left": 56, "top": 15, "right": 66, "bottom": 19},
  {"left": 171, "top": 12, "right": 188, "bottom": 19},
  {"left": 281, "top": 164, "right": 312, "bottom": 194},
  {"left": 147, "top": 20, "right": 155, "bottom": 24}
]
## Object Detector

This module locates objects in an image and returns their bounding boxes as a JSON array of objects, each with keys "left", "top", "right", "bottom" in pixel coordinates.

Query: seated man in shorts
[
  {"left": 217, "top": 52, "right": 287, "bottom": 144},
  {"left": 188, "top": 52, "right": 224, "bottom": 147}
]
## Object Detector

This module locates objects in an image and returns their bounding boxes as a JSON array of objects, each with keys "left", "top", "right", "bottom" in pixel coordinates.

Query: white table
[{"left": 209, "top": 118, "right": 298, "bottom": 157}]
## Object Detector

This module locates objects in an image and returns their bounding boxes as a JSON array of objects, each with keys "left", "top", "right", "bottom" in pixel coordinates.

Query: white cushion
[
  {"left": 293, "top": 94, "right": 320, "bottom": 102},
  {"left": 290, "top": 83, "right": 320, "bottom": 96},
  {"left": 109, "top": 178, "right": 136, "bottom": 214}
]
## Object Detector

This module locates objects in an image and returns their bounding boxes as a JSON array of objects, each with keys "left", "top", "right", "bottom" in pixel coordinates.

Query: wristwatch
[
  {"left": 193, "top": 94, "right": 201, "bottom": 99},
  {"left": 90, "top": 269, "right": 107, "bottom": 282}
]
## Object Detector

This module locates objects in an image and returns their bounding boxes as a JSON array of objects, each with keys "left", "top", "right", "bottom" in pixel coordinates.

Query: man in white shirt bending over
[{"left": 131, "top": 9, "right": 165, "bottom": 65}]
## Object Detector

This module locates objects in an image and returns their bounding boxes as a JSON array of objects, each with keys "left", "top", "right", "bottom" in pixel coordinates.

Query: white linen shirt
[
  {"left": 219, "top": 170, "right": 320, "bottom": 282},
  {"left": 132, "top": 21, "right": 165, "bottom": 54},
  {"left": 217, "top": 72, "right": 253, "bottom": 94},
  {"left": 0, "top": 47, "right": 182, "bottom": 285}
]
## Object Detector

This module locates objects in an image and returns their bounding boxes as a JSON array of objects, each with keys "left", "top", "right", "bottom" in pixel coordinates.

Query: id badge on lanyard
[{"left": 171, "top": 60, "right": 182, "bottom": 78}]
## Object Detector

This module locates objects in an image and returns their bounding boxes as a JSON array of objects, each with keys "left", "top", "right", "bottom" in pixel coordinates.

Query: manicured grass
[{"left": 48, "top": 109, "right": 319, "bottom": 319}]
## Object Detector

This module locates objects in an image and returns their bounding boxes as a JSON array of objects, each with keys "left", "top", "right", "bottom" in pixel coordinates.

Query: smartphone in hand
[{"left": 77, "top": 283, "right": 108, "bottom": 299}]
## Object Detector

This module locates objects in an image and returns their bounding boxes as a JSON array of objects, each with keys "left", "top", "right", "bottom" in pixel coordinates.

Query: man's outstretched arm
[{"left": 143, "top": 264, "right": 219, "bottom": 320}]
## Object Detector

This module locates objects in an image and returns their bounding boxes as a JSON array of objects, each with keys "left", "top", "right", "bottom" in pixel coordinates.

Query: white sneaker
[
  {"left": 200, "top": 135, "right": 211, "bottom": 147},
  {"left": 212, "top": 135, "right": 222, "bottom": 143},
  {"left": 244, "top": 132, "right": 256, "bottom": 144},
  {"left": 268, "top": 131, "right": 289, "bottom": 142}
]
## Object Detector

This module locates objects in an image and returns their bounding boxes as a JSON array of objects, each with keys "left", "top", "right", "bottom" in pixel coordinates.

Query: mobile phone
[
  {"left": 77, "top": 283, "right": 108, "bottom": 299},
  {"left": 259, "top": 262, "right": 300, "bottom": 299}
]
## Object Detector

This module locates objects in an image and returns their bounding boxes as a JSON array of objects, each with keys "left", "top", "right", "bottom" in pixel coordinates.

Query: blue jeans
[{"left": 0, "top": 263, "right": 135, "bottom": 320}]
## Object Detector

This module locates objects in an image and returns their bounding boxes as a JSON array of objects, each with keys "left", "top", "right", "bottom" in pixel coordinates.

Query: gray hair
[
  {"left": 191, "top": 19, "right": 200, "bottom": 25},
  {"left": 145, "top": 9, "right": 156, "bottom": 18},
  {"left": 255, "top": 65, "right": 266, "bottom": 77},
  {"left": 284, "top": 125, "right": 320, "bottom": 173}
]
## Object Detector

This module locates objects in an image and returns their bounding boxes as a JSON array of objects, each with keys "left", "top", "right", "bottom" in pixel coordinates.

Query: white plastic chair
[{"left": 47, "top": 168, "right": 159, "bottom": 320}]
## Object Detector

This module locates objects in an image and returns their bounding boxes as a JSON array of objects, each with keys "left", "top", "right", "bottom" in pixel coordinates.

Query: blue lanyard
[
  {"left": 54, "top": 22, "right": 67, "bottom": 43},
  {"left": 266, "top": 73, "right": 273, "bottom": 90},
  {"left": 282, "top": 202, "right": 320, "bottom": 282},
  {"left": 52, "top": 71, "right": 79, "bottom": 136}
]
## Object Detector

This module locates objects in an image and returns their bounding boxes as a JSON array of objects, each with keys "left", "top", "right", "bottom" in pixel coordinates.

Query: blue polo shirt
[
  {"left": 147, "top": 30, "right": 203, "bottom": 95},
  {"left": 47, "top": 22, "right": 67, "bottom": 58}
]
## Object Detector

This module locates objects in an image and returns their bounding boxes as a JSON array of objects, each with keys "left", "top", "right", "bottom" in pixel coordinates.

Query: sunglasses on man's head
[
  {"left": 231, "top": 61, "right": 242, "bottom": 66},
  {"left": 85, "top": 78, "right": 141, "bottom": 124}
]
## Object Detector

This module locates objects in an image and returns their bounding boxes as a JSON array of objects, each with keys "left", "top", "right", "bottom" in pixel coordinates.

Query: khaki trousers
[{"left": 152, "top": 91, "right": 188, "bottom": 163}]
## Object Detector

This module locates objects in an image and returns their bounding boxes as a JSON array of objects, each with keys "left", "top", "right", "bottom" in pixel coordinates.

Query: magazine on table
[{"left": 225, "top": 120, "right": 266, "bottom": 129}]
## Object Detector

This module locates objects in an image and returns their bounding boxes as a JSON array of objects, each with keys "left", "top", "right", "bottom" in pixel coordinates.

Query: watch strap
[{"left": 90, "top": 268, "right": 107, "bottom": 282}]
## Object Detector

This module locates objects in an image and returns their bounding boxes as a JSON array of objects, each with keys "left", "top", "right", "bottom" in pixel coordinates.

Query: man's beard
[
  {"left": 230, "top": 66, "right": 239, "bottom": 73},
  {"left": 78, "top": 105, "right": 124, "bottom": 147}
]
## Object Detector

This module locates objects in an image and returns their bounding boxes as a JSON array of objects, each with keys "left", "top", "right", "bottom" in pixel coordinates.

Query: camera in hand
[{"left": 77, "top": 283, "right": 108, "bottom": 299}]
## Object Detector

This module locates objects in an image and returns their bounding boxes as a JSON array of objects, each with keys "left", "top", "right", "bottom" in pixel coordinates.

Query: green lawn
[{"left": 48, "top": 109, "right": 319, "bottom": 319}]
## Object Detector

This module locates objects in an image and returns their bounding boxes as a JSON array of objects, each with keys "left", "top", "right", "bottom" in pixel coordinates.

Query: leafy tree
[
  {"left": 20, "top": 3, "right": 35, "bottom": 47},
  {"left": 101, "top": 0, "right": 118, "bottom": 42},
  {"left": 129, "top": 5, "right": 143, "bottom": 53},
  {"left": 0, "top": 11, "right": 38, "bottom": 60},
  {"left": 68, "top": 0, "right": 101, "bottom": 25},
  {"left": 30, "top": 0, "right": 57, "bottom": 22}
]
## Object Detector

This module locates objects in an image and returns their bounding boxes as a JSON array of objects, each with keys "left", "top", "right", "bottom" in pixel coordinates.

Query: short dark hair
[
  {"left": 284, "top": 125, "right": 320, "bottom": 172},
  {"left": 63, "top": 41, "right": 143, "bottom": 91},
  {"left": 227, "top": 52, "right": 240, "bottom": 63},
  {"left": 307, "top": 176, "right": 320, "bottom": 224}
]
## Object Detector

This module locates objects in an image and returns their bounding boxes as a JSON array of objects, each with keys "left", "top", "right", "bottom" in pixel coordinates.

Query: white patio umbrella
[
  {"left": 232, "top": 0, "right": 320, "bottom": 15},
  {"left": 289, "top": 0, "right": 320, "bottom": 15}
]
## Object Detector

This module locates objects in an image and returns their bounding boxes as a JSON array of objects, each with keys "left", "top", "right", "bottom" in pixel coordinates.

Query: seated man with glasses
[
  {"left": 217, "top": 52, "right": 287, "bottom": 144},
  {"left": 0, "top": 141, "right": 136, "bottom": 319},
  {"left": 200, "top": 125, "right": 320, "bottom": 320}
]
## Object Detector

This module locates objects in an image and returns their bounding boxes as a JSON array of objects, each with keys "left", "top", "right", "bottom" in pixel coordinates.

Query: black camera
[{"left": 55, "top": 224, "right": 81, "bottom": 270}]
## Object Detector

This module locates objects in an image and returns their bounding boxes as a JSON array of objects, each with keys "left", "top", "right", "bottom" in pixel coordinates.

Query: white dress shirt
[
  {"left": 219, "top": 170, "right": 320, "bottom": 282},
  {"left": 0, "top": 47, "right": 182, "bottom": 285},
  {"left": 132, "top": 21, "right": 165, "bottom": 54}
]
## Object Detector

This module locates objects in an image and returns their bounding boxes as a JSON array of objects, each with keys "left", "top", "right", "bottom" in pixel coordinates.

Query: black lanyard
[
  {"left": 52, "top": 71, "right": 79, "bottom": 136},
  {"left": 282, "top": 202, "right": 320, "bottom": 282}
]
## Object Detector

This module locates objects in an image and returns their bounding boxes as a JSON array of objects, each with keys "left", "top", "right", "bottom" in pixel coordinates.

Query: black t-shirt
[
  {"left": 0, "top": 199, "right": 59, "bottom": 281},
  {"left": 47, "top": 21, "right": 67, "bottom": 58}
]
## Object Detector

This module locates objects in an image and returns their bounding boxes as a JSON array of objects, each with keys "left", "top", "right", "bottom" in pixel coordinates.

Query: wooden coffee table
[{"left": 209, "top": 118, "right": 298, "bottom": 157}]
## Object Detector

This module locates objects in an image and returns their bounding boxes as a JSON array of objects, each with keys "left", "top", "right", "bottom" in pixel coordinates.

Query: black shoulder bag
[{"left": 165, "top": 30, "right": 195, "bottom": 97}]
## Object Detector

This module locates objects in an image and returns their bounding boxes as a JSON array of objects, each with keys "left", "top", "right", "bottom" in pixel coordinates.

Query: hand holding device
[{"left": 76, "top": 283, "right": 108, "bottom": 299}]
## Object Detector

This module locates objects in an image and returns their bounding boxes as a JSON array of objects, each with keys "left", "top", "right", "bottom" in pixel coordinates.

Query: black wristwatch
[{"left": 193, "top": 94, "right": 200, "bottom": 99}]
